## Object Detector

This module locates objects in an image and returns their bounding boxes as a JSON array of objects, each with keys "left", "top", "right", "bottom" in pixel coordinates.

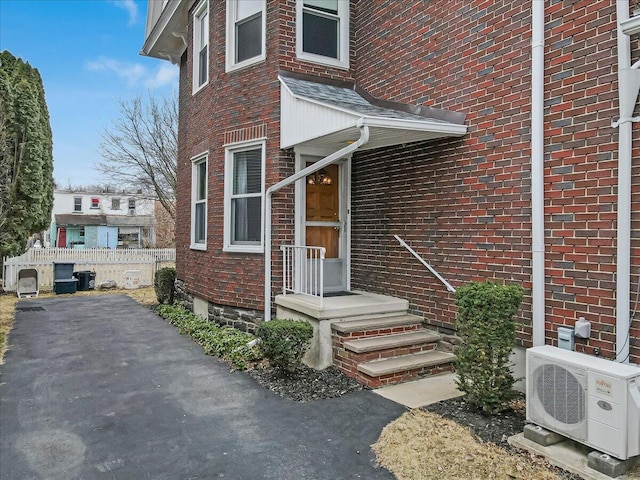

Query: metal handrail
[
  {"left": 394, "top": 235, "right": 456, "bottom": 293},
  {"left": 280, "top": 245, "right": 326, "bottom": 305}
]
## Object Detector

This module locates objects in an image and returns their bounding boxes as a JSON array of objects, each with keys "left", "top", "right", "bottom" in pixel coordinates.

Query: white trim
[
  {"left": 192, "top": 0, "right": 209, "bottom": 94},
  {"left": 225, "top": 0, "right": 266, "bottom": 72},
  {"left": 190, "top": 152, "right": 208, "bottom": 250},
  {"left": 296, "top": 0, "right": 349, "bottom": 69},
  {"left": 223, "top": 140, "right": 266, "bottom": 253}
]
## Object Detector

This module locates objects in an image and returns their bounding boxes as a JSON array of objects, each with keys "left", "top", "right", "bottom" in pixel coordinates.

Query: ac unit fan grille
[{"left": 535, "top": 363, "right": 585, "bottom": 425}]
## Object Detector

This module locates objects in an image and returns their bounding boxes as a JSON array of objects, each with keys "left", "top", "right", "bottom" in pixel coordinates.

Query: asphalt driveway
[{"left": 0, "top": 295, "right": 405, "bottom": 479}]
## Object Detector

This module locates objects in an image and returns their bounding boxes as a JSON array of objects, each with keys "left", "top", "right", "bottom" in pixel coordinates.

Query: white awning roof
[{"left": 279, "top": 74, "right": 467, "bottom": 151}]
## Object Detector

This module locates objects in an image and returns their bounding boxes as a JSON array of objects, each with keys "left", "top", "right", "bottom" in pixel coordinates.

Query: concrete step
[
  {"left": 344, "top": 330, "right": 441, "bottom": 353},
  {"left": 358, "top": 350, "right": 456, "bottom": 377},
  {"left": 331, "top": 314, "right": 423, "bottom": 334}
]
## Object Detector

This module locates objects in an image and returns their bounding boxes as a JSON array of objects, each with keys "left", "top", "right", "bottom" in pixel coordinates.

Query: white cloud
[
  {"left": 86, "top": 57, "right": 178, "bottom": 90},
  {"left": 110, "top": 0, "right": 138, "bottom": 26},
  {"left": 86, "top": 57, "right": 146, "bottom": 87},
  {"left": 145, "top": 64, "right": 179, "bottom": 89}
]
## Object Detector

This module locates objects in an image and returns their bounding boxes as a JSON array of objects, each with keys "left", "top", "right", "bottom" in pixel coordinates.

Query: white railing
[
  {"left": 2, "top": 248, "right": 176, "bottom": 291},
  {"left": 394, "top": 235, "right": 456, "bottom": 293},
  {"left": 280, "top": 245, "right": 325, "bottom": 305}
]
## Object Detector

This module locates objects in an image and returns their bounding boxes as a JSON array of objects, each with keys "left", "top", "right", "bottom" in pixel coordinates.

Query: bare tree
[{"left": 96, "top": 91, "right": 177, "bottom": 220}]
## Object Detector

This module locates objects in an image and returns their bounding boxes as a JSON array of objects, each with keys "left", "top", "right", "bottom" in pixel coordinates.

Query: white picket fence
[{"left": 2, "top": 248, "right": 176, "bottom": 292}]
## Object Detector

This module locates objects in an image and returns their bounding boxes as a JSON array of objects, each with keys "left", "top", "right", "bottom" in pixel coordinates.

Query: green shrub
[
  {"left": 454, "top": 281, "right": 524, "bottom": 414},
  {"left": 156, "top": 304, "right": 259, "bottom": 370},
  {"left": 154, "top": 267, "right": 176, "bottom": 305},
  {"left": 255, "top": 319, "right": 314, "bottom": 371}
]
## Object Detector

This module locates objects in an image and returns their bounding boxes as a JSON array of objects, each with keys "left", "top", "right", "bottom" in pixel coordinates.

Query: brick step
[
  {"left": 331, "top": 314, "right": 423, "bottom": 334},
  {"left": 357, "top": 350, "right": 456, "bottom": 378},
  {"left": 343, "top": 330, "right": 441, "bottom": 353}
]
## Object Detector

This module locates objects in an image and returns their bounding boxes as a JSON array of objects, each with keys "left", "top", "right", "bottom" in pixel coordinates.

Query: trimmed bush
[
  {"left": 154, "top": 267, "right": 176, "bottom": 305},
  {"left": 156, "top": 304, "right": 259, "bottom": 370},
  {"left": 454, "top": 281, "right": 524, "bottom": 414},
  {"left": 255, "top": 319, "right": 314, "bottom": 371}
]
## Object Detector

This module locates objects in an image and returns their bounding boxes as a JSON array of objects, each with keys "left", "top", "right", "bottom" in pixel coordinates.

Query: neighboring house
[
  {"left": 46, "top": 190, "right": 156, "bottom": 249},
  {"left": 142, "top": 1, "right": 640, "bottom": 385}
]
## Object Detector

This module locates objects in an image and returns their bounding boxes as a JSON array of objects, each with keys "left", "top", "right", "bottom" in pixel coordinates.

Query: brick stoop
[{"left": 332, "top": 313, "right": 456, "bottom": 388}]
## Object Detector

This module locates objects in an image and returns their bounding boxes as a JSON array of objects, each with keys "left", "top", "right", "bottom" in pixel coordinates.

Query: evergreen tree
[{"left": 0, "top": 50, "right": 54, "bottom": 259}]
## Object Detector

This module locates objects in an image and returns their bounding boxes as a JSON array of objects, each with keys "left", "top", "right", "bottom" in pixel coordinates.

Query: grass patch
[{"left": 373, "top": 409, "right": 562, "bottom": 480}]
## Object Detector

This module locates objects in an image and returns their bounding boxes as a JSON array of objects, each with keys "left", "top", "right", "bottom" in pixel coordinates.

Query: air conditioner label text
[{"left": 595, "top": 378, "right": 612, "bottom": 397}]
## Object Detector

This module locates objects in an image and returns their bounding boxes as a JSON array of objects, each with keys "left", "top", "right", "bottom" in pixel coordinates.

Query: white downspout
[
  {"left": 531, "top": 0, "right": 546, "bottom": 347},
  {"left": 263, "top": 124, "right": 370, "bottom": 321},
  {"left": 615, "top": 0, "right": 633, "bottom": 363}
]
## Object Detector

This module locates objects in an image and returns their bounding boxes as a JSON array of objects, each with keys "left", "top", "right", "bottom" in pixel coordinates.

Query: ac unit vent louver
[{"left": 536, "top": 363, "right": 586, "bottom": 425}]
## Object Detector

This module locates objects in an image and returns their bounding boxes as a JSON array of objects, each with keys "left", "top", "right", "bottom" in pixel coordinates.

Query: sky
[{"left": 0, "top": 0, "right": 178, "bottom": 187}]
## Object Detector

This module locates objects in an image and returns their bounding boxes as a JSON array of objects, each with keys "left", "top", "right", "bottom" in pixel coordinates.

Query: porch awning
[
  {"left": 55, "top": 214, "right": 106, "bottom": 226},
  {"left": 279, "top": 72, "right": 467, "bottom": 150}
]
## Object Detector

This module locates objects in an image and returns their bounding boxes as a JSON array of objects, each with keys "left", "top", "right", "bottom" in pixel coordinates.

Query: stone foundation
[{"left": 174, "top": 279, "right": 262, "bottom": 333}]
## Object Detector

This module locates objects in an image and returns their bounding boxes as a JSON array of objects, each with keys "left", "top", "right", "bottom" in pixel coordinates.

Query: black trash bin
[
  {"left": 73, "top": 271, "right": 93, "bottom": 291},
  {"left": 87, "top": 271, "right": 96, "bottom": 290}
]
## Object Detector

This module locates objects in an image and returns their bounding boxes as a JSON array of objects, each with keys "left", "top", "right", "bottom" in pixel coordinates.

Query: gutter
[
  {"left": 531, "top": 0, "right": 545, "bottom": 347},
  {"left": 614, "top": 0, "right": 638, "bottom": 363},
  {"left": 263, "top": 124, "right": 370, "bottom": 321}
]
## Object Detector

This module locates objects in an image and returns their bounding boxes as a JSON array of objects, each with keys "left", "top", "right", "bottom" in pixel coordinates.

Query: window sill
[
  {"left": 225, "top": 55, "right": 265, "bottom": 74},
  {"left": 223, "top": 244, "right": 263, "bottom": 254},
  {"left": 297, "top": 52, "right": 349, "bottom": 70},
  {"left": 190, "top": 243, "right": 207, "bottom": 251},
  {"left": 192, "top": 80, "right": 209, "bottom": 96}
]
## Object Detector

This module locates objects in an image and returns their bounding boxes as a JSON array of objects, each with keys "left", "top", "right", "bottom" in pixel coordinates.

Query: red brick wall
[
  {"left": 175, "top": 0, "right": 356, "bottom": 316},
  {"left": 172, "top": 0, "right": 639, "bottom": 362},
  {"left": 350, "top": 0, "right": 639, "bottom": 363}
]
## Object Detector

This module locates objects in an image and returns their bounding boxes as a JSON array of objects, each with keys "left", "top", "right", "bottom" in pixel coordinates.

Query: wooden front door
[
  {"left": 305, "top": 163, "right": 345, "bottom": 291},
  {"left": 306, "top": 164, "right": 340, "bottom": 258}
]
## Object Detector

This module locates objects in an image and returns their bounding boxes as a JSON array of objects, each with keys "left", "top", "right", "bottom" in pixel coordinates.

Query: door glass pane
[
  {"left": 236, "top": 14, "right": 262, "bottom": 62},
  {"left": 303, "top": 12, "right": 338, "bottom": 58}
]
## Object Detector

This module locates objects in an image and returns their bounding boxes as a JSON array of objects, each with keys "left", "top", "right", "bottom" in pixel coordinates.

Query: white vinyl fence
[{"left": 2, "top": 248, "right": 176, "bottom": 292}]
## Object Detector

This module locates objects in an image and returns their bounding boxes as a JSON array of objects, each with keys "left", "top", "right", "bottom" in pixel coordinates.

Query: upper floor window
[
  {"left": 74, "top": 197, "right": 82, "bottom": 212},
  {"left": 90, "top": 197, "right": 100, "bottom": 209},
  {"left": 226, "top": 0, "right": 265, "bottom": 71},
  {"left": 128, "top": 198, "right": 136, "bottom": 215},
  {"left": 224, "top": 141, "right": 264, "bottom": 252},
  {"left": 296, "top": 0, "right": 349, "bottom": 69},
  {"left": 191, "top": 154, "right": 208, "bottom": 249},
  {"left": 193, "top": 0, "right": 209, "bottom": 93},
  {"left": 112, "top": 198, "right": 121, "bottom": 210}
]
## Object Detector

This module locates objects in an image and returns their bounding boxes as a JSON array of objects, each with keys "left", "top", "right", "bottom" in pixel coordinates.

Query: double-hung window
[
  {"left": 191, "top": 154, "right": 208, "bottom": 249},
  {"left": 193, "top": 0, "right": 209, "bottom": 93},
  {"left": 74, "top": 197, "right": 82, "bottom": 212},
  {"left": 296, "top": 0, "right": 349, "bottom": 69},
  {"left": 111, "top": 198, "right": 121, "bottom": 210},
  {"left": 226, "top": 0, "right": 265, "bottom": 71},
  {"left": 224, "top": 142, "right": 264, "bottom": 252}
]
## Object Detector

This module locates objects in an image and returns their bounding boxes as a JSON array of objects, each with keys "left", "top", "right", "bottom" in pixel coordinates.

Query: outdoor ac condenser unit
[{"left": 526, "top": 345, "right": 640, "bottom": 460}]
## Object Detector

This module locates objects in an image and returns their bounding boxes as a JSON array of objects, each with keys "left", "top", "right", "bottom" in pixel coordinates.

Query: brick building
[{"left": 142, "top": 0, "right": 639, "bottom": 385}]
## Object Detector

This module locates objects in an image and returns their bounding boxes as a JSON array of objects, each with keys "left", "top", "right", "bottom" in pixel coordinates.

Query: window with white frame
[
  {"left": 224, "top": 142, "right": 264, "bottom": 252},
  {"left": 296, "top": 0, "right": 349, "bottom": 69},
  {"left": 90, "top": 197, "right": 100, "bottom": 209},
  {"left": 226, "top": 0, "right": 265, "bottom": 71},
  {"left": 112, "top": 198, "right": 121, "bottom": 210},
  {"left": 128, "top": 198, "right": 136, "bottom": 215},
  {"left": 193, "top": 0, "right": 209, "bottom": 93},
  {"left": 74, "top": 197, "right": 82, "bottom": 212},
  {"left": 191, "top": 154, "right": 208, "bottom": 249}
]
